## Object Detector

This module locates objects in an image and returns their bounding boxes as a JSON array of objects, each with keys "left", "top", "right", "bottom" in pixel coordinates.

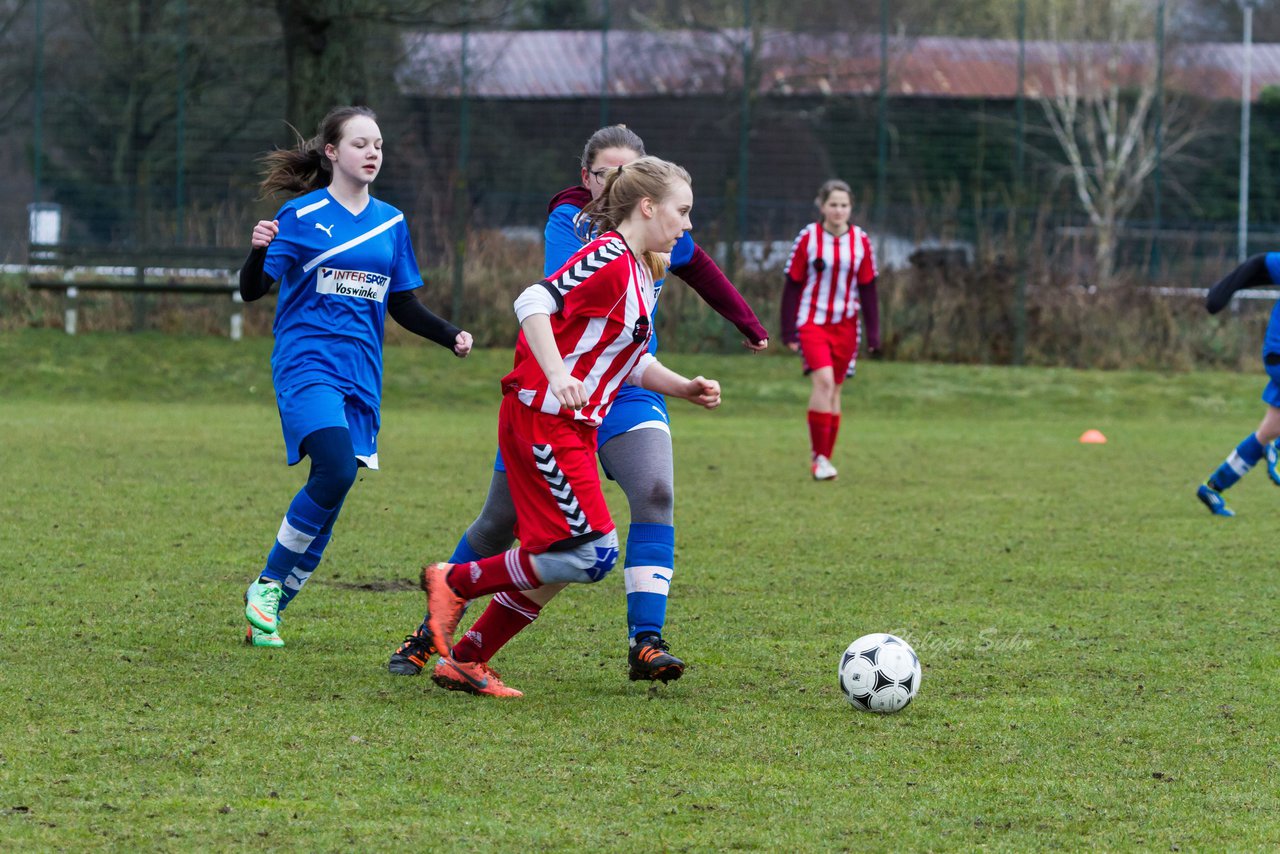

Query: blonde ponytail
[{"left": 581, "top": 155, "right": 691, "bottom": 280}]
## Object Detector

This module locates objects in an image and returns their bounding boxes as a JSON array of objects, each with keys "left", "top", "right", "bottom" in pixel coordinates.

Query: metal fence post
[
  {"left": 32, "top": 0, "right": 44, "bottom": 208},
  {"left": 600, "top": 0, "right": 611, "bottom": 127},
  {"left": 1013, "top": 0, "right": 1028, "bottom": 366},
  {"left": 1150, "top": 0, "right": 1166, "bottom": 278},
  {"left": 875, "top": 0, "right": 888, "bottom": 231},
  {"left": 1239, "top": 0, "right": 1259, "bottom": 262},
  {"left": 723, "top": 0, "right": 752, "bottom": 281},
  {"left": 176, "top": 0, "right": 188, "bottom": 243},
  {"left": 451, "top": 27, "right": 471, "bottom": 323}
]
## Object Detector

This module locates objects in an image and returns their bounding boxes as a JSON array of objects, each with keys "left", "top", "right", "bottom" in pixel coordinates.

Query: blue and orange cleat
[
  {"left": 1196, "top": 482, "right": 1235, "bottom": 517},
  {"left": 1267, "top": 441, "right": 1280, "bottom": 487},
  {"left": 628, "top": 636, "right": 685, "bottom": 683},
  {"left": 387, "top": 622, "right": 436, "bottom": 676}
]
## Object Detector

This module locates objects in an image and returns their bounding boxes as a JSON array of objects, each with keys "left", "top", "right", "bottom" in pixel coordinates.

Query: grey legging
[{"left": 461, "top": 426, "right": 675, "bottom": 557}]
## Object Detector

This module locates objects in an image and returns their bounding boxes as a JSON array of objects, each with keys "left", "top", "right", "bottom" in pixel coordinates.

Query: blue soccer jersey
[
  {"left": 1263, "top": 253, "right": 1280, "bottom": 357},
  {"left": 264, "top": 189, "right": 422, "bottom": 411}
]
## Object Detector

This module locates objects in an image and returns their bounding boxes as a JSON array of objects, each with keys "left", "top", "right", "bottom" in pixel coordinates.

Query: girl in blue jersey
[
  {"left": 239, "top": 106, "right": 472, "bottom": 647},
  {"left": 390, "top": 125, "right": 768, "bottom": 682},
  {"left": 1195, "top": 254, "right": 1280, "bottom": 517}
]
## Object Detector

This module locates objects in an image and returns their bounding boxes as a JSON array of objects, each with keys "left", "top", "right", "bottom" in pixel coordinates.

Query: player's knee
[
  {"left": 630, "top": 478, "right": 674, "bottom": 519},
  {"left": 468, "top": 510, "right": 517, "bottom": 554},
  {"left": 532, "top": 531, "right": 619, "bottom": 584},
  {"left": 307, "top": 454, "right": 357, "bottom": 508},
  {"left": 584, "top": 530, "right": 620, "bottom": 582}
]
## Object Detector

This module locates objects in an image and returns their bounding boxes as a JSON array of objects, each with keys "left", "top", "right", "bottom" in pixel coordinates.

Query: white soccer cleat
[{"left": 811, "top": 455, "right": 838, "bottom": 481}]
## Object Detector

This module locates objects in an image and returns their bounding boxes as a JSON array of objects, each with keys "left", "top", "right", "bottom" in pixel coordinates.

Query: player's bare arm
[
  {"left": 520, "top": 312, "right": 588, "bottom": 409},
  {"left": 251, "top": 219, "right": 279, "bottom": 248},
  {"left": 635, "top": 360, "right": 721, "bottom": 410}
]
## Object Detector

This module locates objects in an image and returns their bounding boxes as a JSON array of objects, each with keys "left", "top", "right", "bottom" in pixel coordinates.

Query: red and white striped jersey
[
  {"left": 503, "top": 232, "right": 655, "bottom": 427},
  {"left": 785, "top": 222, "right": 877, "bottom": 328}
]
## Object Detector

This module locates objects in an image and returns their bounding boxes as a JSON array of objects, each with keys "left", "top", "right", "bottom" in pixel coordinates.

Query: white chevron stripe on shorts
[{"left": 531, "top": 444, "right": 592, "bottom": 536}]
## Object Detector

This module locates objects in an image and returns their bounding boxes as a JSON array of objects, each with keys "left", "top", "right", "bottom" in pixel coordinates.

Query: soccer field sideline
[{"left": 2, "top": 333, "right": 1279, "bottom": 848}]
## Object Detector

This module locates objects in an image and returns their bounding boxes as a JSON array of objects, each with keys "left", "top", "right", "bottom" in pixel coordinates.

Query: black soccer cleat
[
  {"left": 388, "top": 622, "right": 437, "bottom": 676},
  {"left": 628, "top": 636, "right": 685, "bottom": 683}
]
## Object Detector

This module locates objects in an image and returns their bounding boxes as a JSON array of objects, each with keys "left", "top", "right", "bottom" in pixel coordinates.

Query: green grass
[{"left": 2, "top": 330, "right": 1279, "bottom": 849}]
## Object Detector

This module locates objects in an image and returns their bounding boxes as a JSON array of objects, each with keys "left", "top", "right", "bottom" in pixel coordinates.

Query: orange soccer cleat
[
  {"left": 419, "top": 562, "right": 467, "bottom": 655},
  {"left": 432, "top": 655, "right": 524, "bottom": 698}
]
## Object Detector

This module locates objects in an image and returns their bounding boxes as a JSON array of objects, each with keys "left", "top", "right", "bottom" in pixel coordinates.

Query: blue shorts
[
  {"left": 490, "top": 386, "right": 670, "bottom": 475},
  {"left": 598, "top": 386, "right": 669, "bottom": 448},
  {"left": 276, "top": 382, "right": 380, "bottom": 469},
  {"left": 1264, "top": 357, "right": 1280, "bottom": 408}
]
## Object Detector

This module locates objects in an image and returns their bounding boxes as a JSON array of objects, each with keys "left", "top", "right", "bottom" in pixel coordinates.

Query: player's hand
[
  {"left": 251, "top": 220, "right": 279, "bottom": 248},
  {"left": 684, "top": 376, "right": 721, "bottom": 410},
  {"left": 786, "top": 341, "right": 800, "bottom": 353},
  {"left": 453, "top": 330, "right": 473, "bottom": 358},
  {"left": 549, "top": 372, "right": 589, "bottom": 410},
  {"left": 744, "top": 337, "right": 768, "bottom": 352}
]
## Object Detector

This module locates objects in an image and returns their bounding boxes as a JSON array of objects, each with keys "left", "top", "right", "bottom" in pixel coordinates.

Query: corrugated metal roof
[{"left": 398, "top": 30, "right": 1280, "bottom": 102}]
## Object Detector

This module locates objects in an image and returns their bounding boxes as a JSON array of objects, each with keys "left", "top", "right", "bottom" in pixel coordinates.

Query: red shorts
[
  {"left": 498, "top": 393, "right": 615, "bottom": 554},
  {"left": 798, "top": 317, "right": 860, "bottom": 384}
]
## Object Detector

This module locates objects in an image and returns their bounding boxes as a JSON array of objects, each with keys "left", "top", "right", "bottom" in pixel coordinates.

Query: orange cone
[{"left": 1079, "top": 429, "right": 1107, "bottom": 444}]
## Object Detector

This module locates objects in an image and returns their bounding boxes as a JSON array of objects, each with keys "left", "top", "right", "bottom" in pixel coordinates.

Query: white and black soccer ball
[{"left": 838, "top": 633, "right": 921, "bottom": 713}]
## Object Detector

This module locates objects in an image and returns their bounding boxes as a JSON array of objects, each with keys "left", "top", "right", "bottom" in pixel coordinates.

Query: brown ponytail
[
  {"left": 258, "top": 105, "right": 378, "bottom": 197},
  {"left": 580, "top": 124, "right": 646, "bottom": 169}
]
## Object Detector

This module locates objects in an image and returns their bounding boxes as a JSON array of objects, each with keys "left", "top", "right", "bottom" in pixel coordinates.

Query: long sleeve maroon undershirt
[
  {"left": 669, "top": 246, "right": 768, "bottom": 345},
  {"left": 781, "top": 276, "right": 881, "bottom": 351}
]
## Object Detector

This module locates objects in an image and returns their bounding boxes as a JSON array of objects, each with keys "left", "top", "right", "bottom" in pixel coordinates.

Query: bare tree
[
  {"left": 1030, "top": 0, "right": 1205, "bottom": 287},
  {"left": 274, "top": 0, "right": 514, "bottom": 134},
  {"left": 36, "top": 0, "right": 283, "bottom": 241}
]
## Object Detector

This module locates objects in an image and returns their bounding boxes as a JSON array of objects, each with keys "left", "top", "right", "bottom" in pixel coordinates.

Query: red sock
[
  {"left": 807, "top": 410, "right": 827, "bottom": 459},
  {"left": 828, "top": 413, "right": 841, "bottom": 458},
  {"left": 446, "top": 548, "right": 538, "bottom": 600},
  {"left": 450, "top": 591, "right": 543, "bottom": 664}
]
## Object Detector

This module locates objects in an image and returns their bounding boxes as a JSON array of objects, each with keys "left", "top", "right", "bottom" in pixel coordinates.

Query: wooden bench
[{"left": 27, "top": 243, "right": 249, "bottom": 339}]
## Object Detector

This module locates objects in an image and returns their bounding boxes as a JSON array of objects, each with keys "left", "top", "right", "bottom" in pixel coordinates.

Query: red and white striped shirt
[
  {"left": 503, "top": 232, "right": 655, "bottom": 427},
  {"left": 785, "top": 222, "right": 877, "bottom": 328}
]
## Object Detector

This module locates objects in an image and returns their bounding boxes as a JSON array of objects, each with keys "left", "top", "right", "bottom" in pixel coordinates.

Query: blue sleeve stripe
[
  {"left": 670, "top": 232, "right": 695, "bottom": 268},
  {"left": 302, "top": 214, "right": 404, "bottom": 273},
  {"left": 1265, "top": 253, "right": 1280, "bottom": 284},
  {"left": 545, "top": 204, "right": 585, "bottom": 277}
]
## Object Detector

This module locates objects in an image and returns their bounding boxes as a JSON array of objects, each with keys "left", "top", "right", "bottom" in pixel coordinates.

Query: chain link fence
[{"left": 4, "top": 1, "right": 1279, "bottom": 365}]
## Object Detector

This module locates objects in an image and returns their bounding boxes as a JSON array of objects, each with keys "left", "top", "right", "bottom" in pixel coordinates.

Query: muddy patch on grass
[{"left": 318, "top": 577, "right": 418, "bottom": 593}]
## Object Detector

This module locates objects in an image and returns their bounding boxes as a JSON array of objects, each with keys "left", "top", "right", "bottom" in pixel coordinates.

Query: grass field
[{"left": 2, "top": 330, "right": 1279, "bottom": 850}]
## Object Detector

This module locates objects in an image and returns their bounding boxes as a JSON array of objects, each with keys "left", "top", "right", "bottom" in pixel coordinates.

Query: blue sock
[
  {"left": 623, "top": 523, "right": 676, "bottom": 640},
  {"left": 279, "top": 533, "right": 329, "bottom": 613},
  {"left": 279, "top": 497, "right": 343, "bottom": 613},
  {"left": 261, "top": 488, "right": 334, "bottom": 584},
  {"left": 448, "top": 531, "right": 486, "bottom": 564},
  {"left": 1209, "top": 434, "right": 1266, "bottom": 491}
]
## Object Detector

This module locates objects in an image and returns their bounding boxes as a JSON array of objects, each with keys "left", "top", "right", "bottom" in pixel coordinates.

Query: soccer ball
[{"left": 838, "top": 633, "right": 921, "bottom": 713}]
